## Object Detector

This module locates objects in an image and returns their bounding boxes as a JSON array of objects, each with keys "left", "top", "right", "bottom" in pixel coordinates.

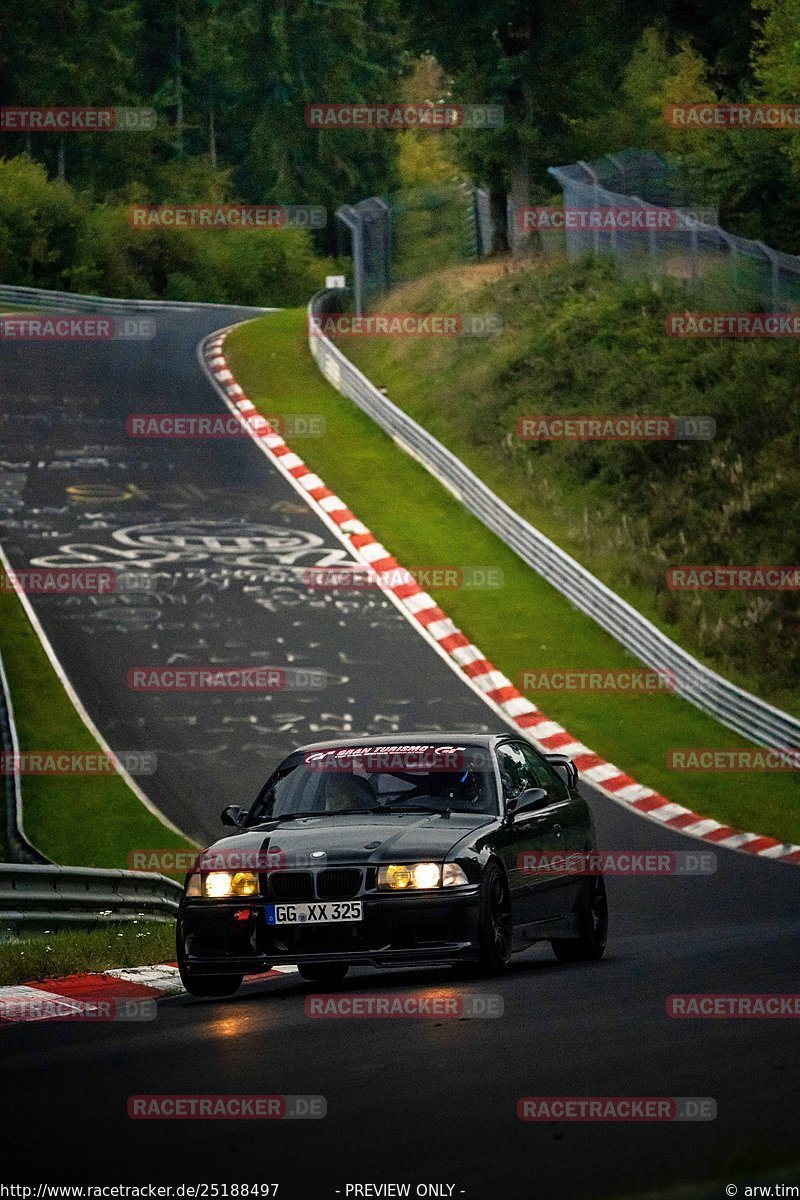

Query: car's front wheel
[
  {"left": 180, "top": 972, "right": 244, "bottom": 997},
  {"left": 477, "top": 863, "right": 512, "bottom": 974},
  {"left": 297, "top": 963, "right": 350, "bottom": 983},
  {"left": 551, "top": 873, "right": 608, "bottom": 963},
  {"left": 177, "top": 928, "right": 244, "bottom": 996}
]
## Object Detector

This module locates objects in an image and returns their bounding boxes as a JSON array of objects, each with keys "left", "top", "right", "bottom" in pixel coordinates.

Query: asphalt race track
[
  {"left": 0, "top": 301, "right": 494, "bottom": 841},
  {"left": 1, "top": 302, "right": 798, "bottom": 1197}
]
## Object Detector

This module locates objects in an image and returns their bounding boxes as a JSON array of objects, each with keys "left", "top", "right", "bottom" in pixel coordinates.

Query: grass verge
[
  {"left": 0, "top": 585, "right": 194, "bottom": 867},
  {"left": 0, "top": 921, "right": 175, "bottom": 987},
  {"left": 224, "top": 307, "right": 800, "bottom": 845},
  {"left": 342, "top": 260, "right": 800, "bottom": 717}
]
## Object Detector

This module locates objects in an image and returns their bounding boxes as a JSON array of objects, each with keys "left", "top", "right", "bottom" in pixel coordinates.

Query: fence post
[
  {"left": 335, "top": 206, "right": 363, "bottom": 315},
  {"left": 577, "top": 161, "right": 601, "bottom": 255},
  {"left": 754, "top": 240, "right": 780, "bottom": 308},
  {"left": 688, "top": 215, "right": 699, "bottom": 287},
  {"left": 373, "top": 197, "right": 393, "bottom": 291},
  {"left": 631, "top": 195, "right": 658, "bottom": 276}
]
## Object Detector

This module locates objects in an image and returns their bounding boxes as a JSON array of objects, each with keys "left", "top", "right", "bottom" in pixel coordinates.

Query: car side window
[
  {"left": 496, "top": 743, "right": 537, "bottom": 799},
  {"left": 518, "top": 743, "right": 569, "bottom": 800}
]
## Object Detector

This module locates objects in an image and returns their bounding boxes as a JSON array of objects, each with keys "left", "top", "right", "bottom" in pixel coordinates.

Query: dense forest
[{"left": 1, "top": 0, "right": 800, "bottom": 298}]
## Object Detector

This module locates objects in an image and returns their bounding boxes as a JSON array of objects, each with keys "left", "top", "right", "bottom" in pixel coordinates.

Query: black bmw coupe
[{"left": 176, "top": 733, "right": 607, "bottom": 995}]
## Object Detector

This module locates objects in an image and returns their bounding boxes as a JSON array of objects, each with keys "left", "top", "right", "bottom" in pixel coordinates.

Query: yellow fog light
[
  {"left": 205, "top": 871, "right": 234, "bottom": 898},
  {"left": 380, "top": 864, "right": 414, "bottom": 890},
  {"left": 378, "top": 863, "right": 442, "bottom": 890},
  {"left": 231, "top": 871, "right": 258, "bottom": 897}
]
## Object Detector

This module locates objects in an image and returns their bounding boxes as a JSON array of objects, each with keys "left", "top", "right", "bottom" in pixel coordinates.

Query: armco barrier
[
  {"left": 0, "top": 282, "right": 273, "bottom": 313},
  {"left": 307, "top": 289, "right": 800, "bottom": 754},
  {"left": 0, "top": 864, "right": 182, "bottom": 938}
]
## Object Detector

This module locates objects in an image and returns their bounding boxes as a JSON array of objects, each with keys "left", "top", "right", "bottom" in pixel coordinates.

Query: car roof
[{"left": 296, "top": 733, "right": 509, "bottom": 753}]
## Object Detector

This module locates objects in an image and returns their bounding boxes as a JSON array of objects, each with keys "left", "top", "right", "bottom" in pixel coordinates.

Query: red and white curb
[
  {"left": 0, "top": 964, "right": 299, "bottom": 1024},
  {"left": 200, "top": 330, "right": 800, "bottom": 868}
]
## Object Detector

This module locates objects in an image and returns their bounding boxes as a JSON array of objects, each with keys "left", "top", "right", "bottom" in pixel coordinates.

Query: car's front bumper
[{"left": 178, "top": 886, "right": 481, "bottom": 974}]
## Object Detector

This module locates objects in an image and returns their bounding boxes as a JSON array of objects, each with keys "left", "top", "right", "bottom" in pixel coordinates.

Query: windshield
[{"left": 249, "top": 744, "right": 498, "bottom": 821}]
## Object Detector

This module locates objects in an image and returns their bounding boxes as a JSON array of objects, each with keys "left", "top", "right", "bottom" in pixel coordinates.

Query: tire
[
  {"left": 551, "top": 873, "right": 608, "bottom": 963},
  {"left": 180, "top": 972, "right": 244, "bottom": 997},
  {"left": 477, "top": 863, "right": 513, "bottom": 974},
  {"left": 176, "top": 927, "right": 243, "bottom": 996},
  {"left": 297, "top": 963, "right": 350, "bottom": 983}
]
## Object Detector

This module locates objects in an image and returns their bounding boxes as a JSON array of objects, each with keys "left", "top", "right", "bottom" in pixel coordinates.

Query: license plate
[{"left": 266, "top": 901, "right": 363, "bottom": 925}]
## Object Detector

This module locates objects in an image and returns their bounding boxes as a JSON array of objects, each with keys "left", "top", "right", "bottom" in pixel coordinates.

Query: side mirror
[
  {"left": 508, "top": 787, "right": 548, "bottom": 819},
  {"left": 221, "top": 805, "right": 247, "bottom": 827},
  {"left": 545, "top": 753, "right": 579, "bottom": 790}
]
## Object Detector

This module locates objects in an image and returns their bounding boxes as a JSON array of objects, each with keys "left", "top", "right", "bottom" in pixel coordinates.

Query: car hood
[{"left": 203, "top": 812, "right": 495, "bottom": 867}]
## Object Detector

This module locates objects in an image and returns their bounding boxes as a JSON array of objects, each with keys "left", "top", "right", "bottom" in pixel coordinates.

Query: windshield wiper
[
  {"left": 266, "top": 810, "right": 373, "bottom": 821},
  {"left": 371, "top": 804, "right": 447, "bottom": 815}
]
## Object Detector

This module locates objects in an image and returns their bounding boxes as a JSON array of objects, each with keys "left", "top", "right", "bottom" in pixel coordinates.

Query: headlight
[
  {"left": 205, "top": 871, "right": 234, "bottom": 897},
  {"left": 442, "top": 862, "right": 469, "bottom": 887},
  {"left": 200, "top": 871, "right": 259, "bottom": 898},
  {"left": 378, "top": 862, "right": 441, "bottom": 890}
]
